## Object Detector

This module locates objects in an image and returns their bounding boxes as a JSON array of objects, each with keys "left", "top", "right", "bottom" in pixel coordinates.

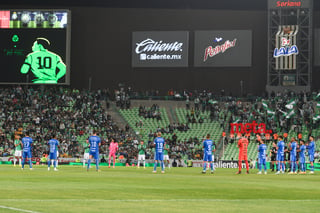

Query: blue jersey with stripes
[
  {"left": 277, "top": 141, "right": 285, "bottom": 156},
  {"left": 307, "top": 141, "right": 315, "bottom": 156},
  {"left": 22, "top": 137, "right": 33, "bottom": 152},
  {"left": 154, "top": 137, "right": 165, "bottom": 153},
  {"left": 290, "top": 141, "right": 297, "bottom": 156},
  {"left": 203, "top": 139, "right": 213, "bottom": 156},
  {"left": 48, "top": 139, "right": 59, "bottom": 153},
  {"left": 88, "top": 135, "right": 101, "bottom": 152},
  {"left": 258, "top": 144, "right": 267, "bottom": 160}
]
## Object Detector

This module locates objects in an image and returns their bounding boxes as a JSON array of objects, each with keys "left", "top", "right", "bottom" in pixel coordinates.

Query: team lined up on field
[{"left": 13, "top": 130, "right": 316, "bottom": 175}]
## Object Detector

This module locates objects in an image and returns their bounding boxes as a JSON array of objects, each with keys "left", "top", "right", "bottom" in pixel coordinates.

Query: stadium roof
[{"left": 1, "top": 0, "right": 320, "bottom": 10}]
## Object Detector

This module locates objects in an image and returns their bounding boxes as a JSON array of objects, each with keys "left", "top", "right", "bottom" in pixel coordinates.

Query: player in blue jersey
[
  {"left": 153, "top": 132, "right": 165, "bottom": 173},
  {"left": 47, "top": 135, "right": 59, "bottom": 171},
  {"left": 275, "top": 136, "right": 285, "bottom": 175},
  {"left": 21, "top": 132, "right": 33, "bottom": 170},
  {"left": 298, "top": 140, "right": 306, "bottom": 174},
  {"left": 289, "top": 137, "right": 298, "bottom": 174},
  {"left": 257, "top": 140, "right": 267, "bottom": 175},
  {"left": 87, "top": 130, "right": 101, "bottom": 172},
  {"left": 306, "top": 136, "right": 316, "bottom": 174},
  {"left": 202, "top": 134, "right": 215, "bottom": 174}
]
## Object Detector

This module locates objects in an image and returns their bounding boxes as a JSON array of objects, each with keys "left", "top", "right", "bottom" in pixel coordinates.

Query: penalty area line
[{"left": 0, "top": 205, "right": 40, "bottom": 213}]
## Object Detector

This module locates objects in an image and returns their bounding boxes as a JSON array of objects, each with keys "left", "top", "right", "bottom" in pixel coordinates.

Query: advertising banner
[
  {"left": 194, "top": 30, "right": 252, "bottom": 67},
  {"left": 132, "top": 31, "right": 189, "bottom": 67}
]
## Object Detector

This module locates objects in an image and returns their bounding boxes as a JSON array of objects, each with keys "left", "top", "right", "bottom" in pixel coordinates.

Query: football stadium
[{"left": 0, "top": 0, "right": 320, "bottom": 212}]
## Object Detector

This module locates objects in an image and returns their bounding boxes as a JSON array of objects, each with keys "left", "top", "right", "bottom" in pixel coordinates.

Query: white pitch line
[
  {"left": 0, "top": 205, "right": 40, "bottom": 213},
  {"left": 0, "top": 199, "right": 320, "bottom": 203}
]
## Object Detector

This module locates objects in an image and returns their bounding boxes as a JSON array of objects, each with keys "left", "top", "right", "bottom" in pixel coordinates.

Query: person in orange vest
[
  {"left": 265, "top": 133, "right": 271, "bottom": 143},
  {"left": 297, "top": 133, "right": 302, "bottom": 141},
  {"left": 283, "top": 133, "right": 288, "bottom": 142},
  {"left": 273, "top": 133, "right": 278, "bottom": 143},
  {"left": 245, "top": 133, "right": 251, "bottom": 142},
  {"left": 222, "top": 132, "right": 226, "bottom": 144},
  {"left": 256, "top": 134, "right": 262, "bottom": 144},
  {"left": 229, "top": 133, "right": 234, "bottom": 144}
]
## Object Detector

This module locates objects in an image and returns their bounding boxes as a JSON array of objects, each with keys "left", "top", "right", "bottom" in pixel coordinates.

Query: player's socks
[
  {"left": 21, "top": 159, "right": 25, "bottom": 169},
  {"left": 238, "top": 161, "right": 242, "bottom": 170},
  {"left": 281, "top": 163, "right": 285, "bottom": 172},
  {"left": 203, "top": 163, "right": 207, "bottom": 172},
  {"left": 19, "top": 158, "right": 21, "bottom": 166},
  {"left": 153, "top": 162, "right": 157, "bottom": 171},
  {"left": 51, "top": 160, "right": 54, "bottom": 167},
  {"left": 258, "top": 163, "right": 261, "bottom": 171},
  {"left": 210, "top": 163, "right": 214, "bottom": 171},
  {"left": 54, "top": 160, "right": 57, "bottom": 169},
  {"left": 143, "top": 160, "right": 145, "bottom": 168},
  {"left": 83, "top": 160, "right": 86, "bottom": 167},
  {"left": 96, "top": 161, "right": 99, "bottom": 170},
  {"left": 29, "top": 159, "right": 32, "bottom": 168},
  {"left": 113, "top": 159, "right": 116, "bottom": 168},
  {"left": 161, "top": 161, "right": 164, "bottom": 171},
  {"left": 277, "top": 162, "right": 281, "bottom": 171},
  {"left": 291, "top": 162, "right": 294, "bottom": 172},
  {"left": 48, "top": 160, "right": 51, "bottom": 168},
  {"left": 311, "top": 165, "right": 314, "bottom": 172},
  {"left": 14, "top": 158, "right": 16, "bottom": 166},
  {"left": 56, "top": 160, "right": 58, "bottom": 168},
  {"left": 137, "top": 160, "right": 140, "bottom": 168},
  {"left": 87, "top": 159, "right": 91, "bottom": 170}
]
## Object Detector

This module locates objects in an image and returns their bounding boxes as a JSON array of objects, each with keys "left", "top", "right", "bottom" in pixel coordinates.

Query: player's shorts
[
  {"left": 203, "top": 154, "right": 213, "bottom": 162},
  {"left": 22, "top": 151, "right": 32, "bottom": 159},
  {"left": 164, "top": 155, "right": 170, "bottom": 161},
  {"left": 138, "top": 154, "right": 145, "bottom": 161},
  {"left": 14, "top": 150, "right": 22, "bottom": 157},
  {"left": 258, "top": 157, "right": 266, "bottom": 165},
  {"left": 277, "top": 154, "right": 284, "bottom": 162},
  {"left": 299, "top": 157, "right": 305, "bottom": 164},
  {"left": 109, "top": 152, "right": 116, "bottom": 159},
  {"left": 271, "top": 154, "right": 276, "bottom": 161},
  {"left": 286, "top": 153, "right": 290, "bottom": 161},
  {"left": 89, "top": 151, "right": 99, "bottom": 160},
  {"left": 84, "top": 153, "right": 90, "bottom": 160},
  {"left": 154, "top": 152, "right": 164, "bottom": 161},
  {"left": 290, "top": 154, "right": 296, "bottom": 162},
  {"left": 309, "top": 154, "right": 314, "bottom": 162},
  {"left": 49, "top": 152, "right": 57, "bottom": 160},
  {"left": 239, "top": 154, "right": 248, "bottom": 161}
]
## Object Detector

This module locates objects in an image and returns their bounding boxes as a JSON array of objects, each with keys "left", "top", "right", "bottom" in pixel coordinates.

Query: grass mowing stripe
[{"left": 0, "top": 199, "right": 320, "bottom": 202}]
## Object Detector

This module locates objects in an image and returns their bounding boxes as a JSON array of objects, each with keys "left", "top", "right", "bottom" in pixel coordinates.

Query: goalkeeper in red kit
[{"left": 236, "top": 134, "right": 249, "bottom": 174}]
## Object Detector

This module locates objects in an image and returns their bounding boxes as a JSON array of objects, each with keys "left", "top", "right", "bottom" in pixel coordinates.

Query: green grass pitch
[{"left": 0, "top": 165, "right": 319, "bottom": 213}]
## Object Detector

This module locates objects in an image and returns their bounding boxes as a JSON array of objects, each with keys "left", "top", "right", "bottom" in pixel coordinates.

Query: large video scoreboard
[{"left": 0, "top": 10, "right": 70, "bottom": 84}]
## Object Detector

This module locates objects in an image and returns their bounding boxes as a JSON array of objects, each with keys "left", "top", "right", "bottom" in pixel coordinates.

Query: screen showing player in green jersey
[{"left": 20, "top": 37, "right": 66, "bottom": 84}]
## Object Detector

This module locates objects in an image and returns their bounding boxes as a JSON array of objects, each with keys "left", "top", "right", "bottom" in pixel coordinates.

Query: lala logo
[{"left": 273, "top": 37, "right": 299, "bottom": 58}]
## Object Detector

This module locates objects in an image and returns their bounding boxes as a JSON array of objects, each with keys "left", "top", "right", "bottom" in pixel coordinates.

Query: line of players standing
[
  {"left": 270, "top": 136, "right": 316, "bottom": 174},
  {"left": 236, "top": 134, "right": 316, "bottom": 175}
]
